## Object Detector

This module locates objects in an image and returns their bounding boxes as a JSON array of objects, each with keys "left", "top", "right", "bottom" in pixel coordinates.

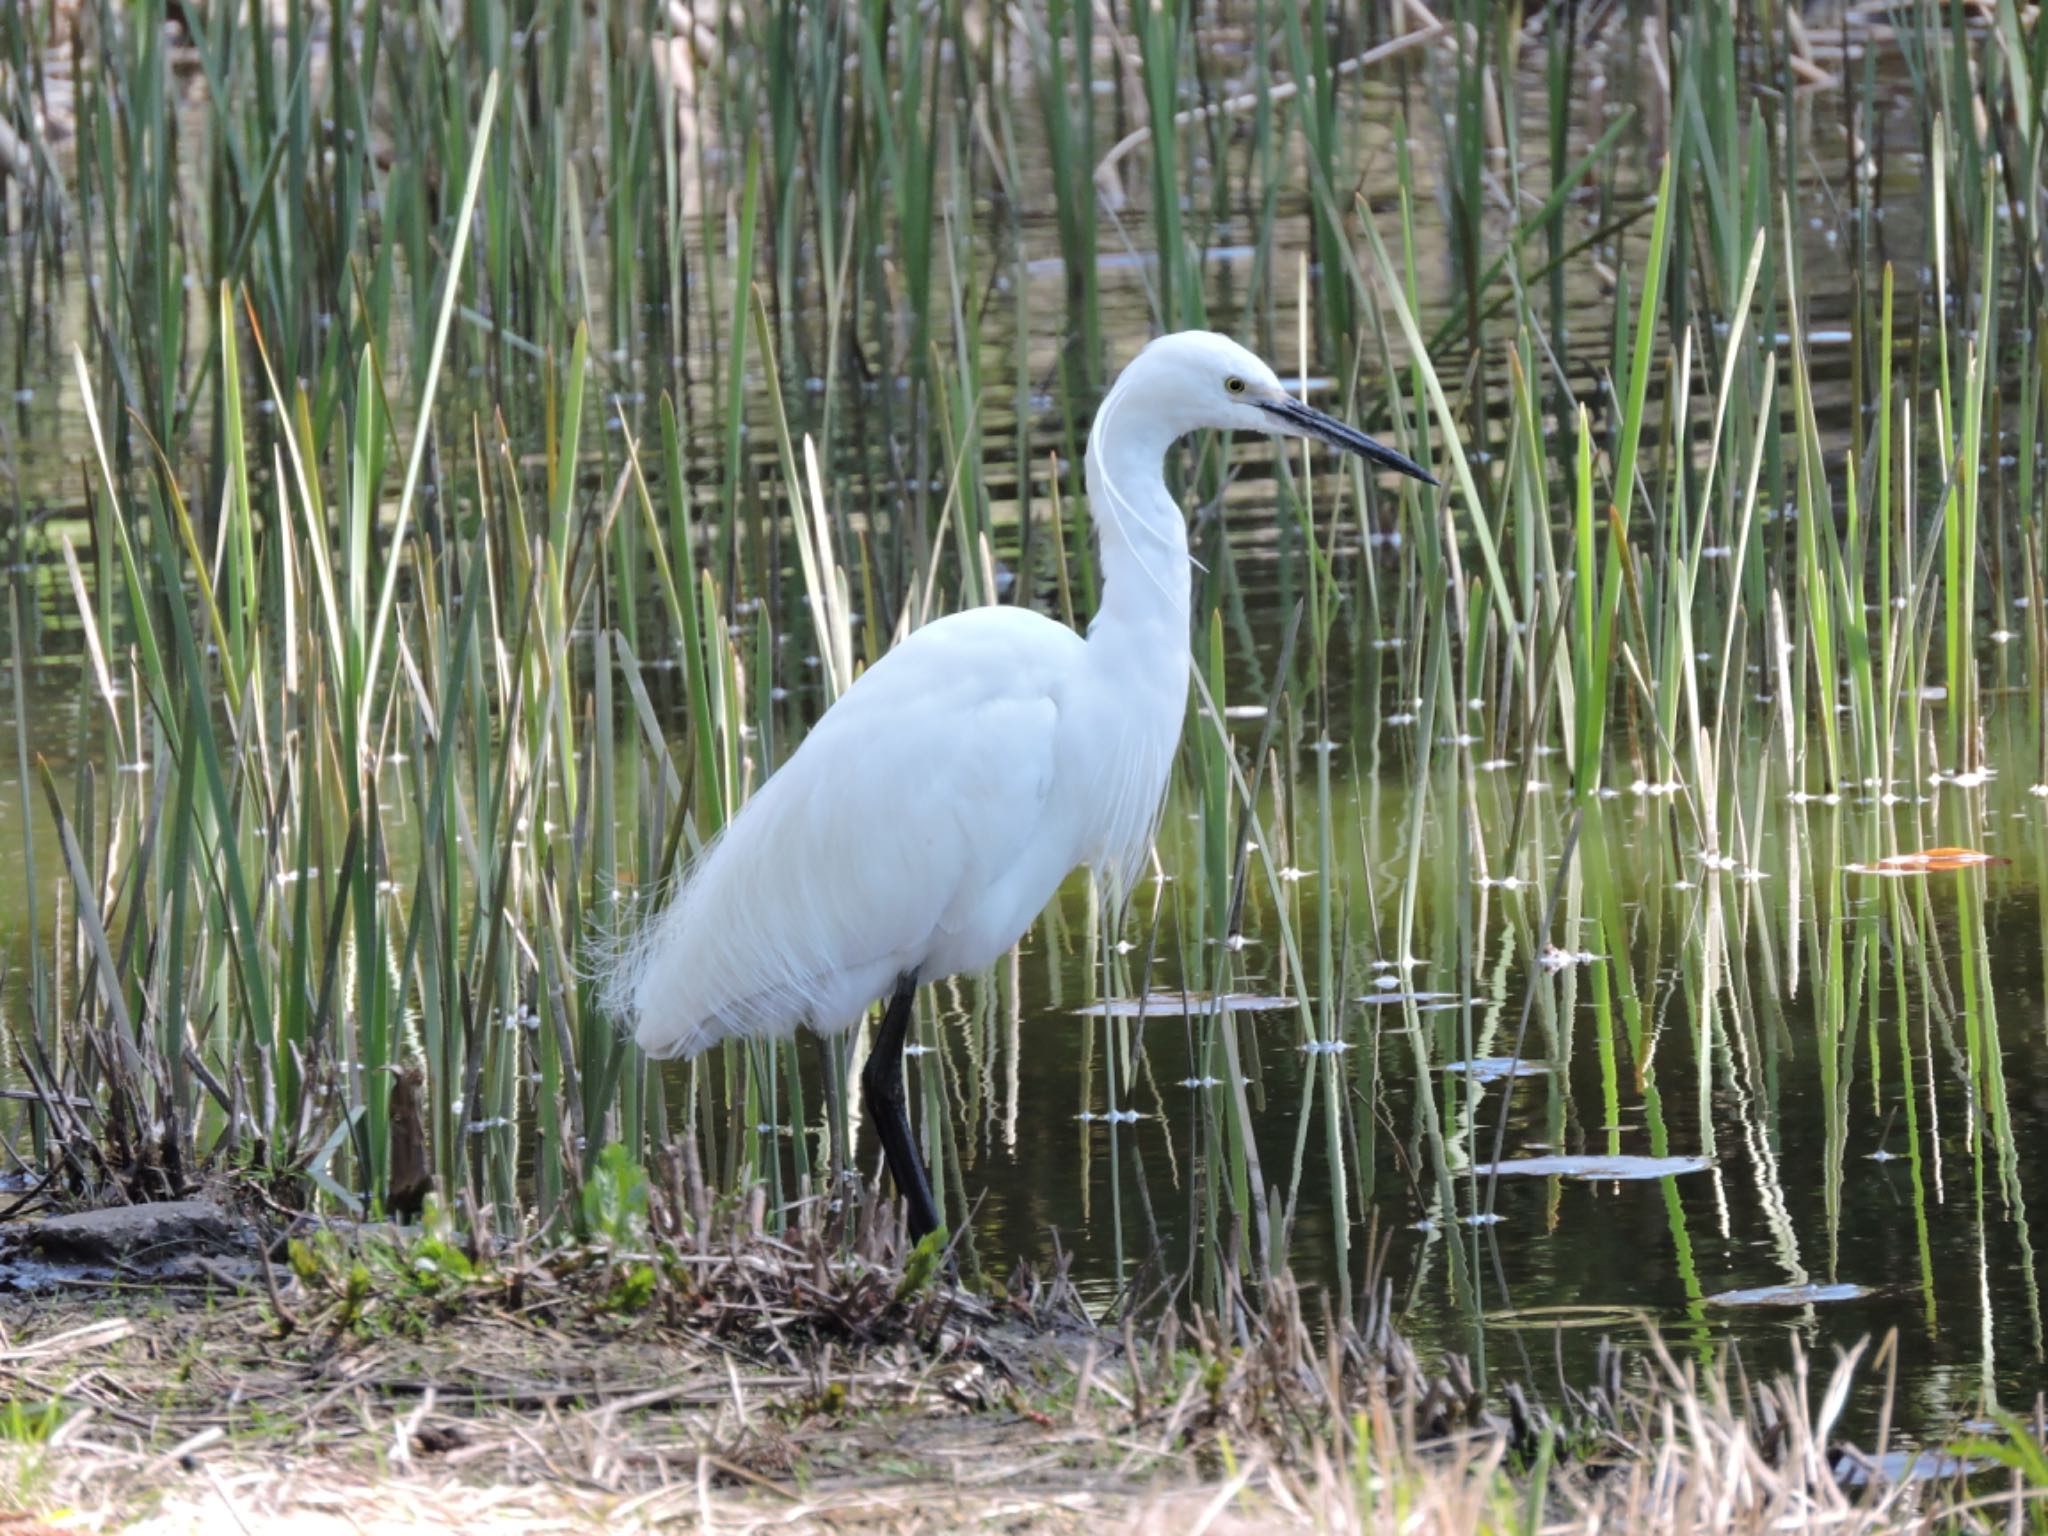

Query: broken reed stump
[{"left": 386, "top": 1066, "right": 430, "bottom": 1222}]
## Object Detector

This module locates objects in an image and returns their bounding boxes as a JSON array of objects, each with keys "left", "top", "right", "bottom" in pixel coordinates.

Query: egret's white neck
[{"left": 1082, "top": 380, "right": 1192, "bottom": 649}]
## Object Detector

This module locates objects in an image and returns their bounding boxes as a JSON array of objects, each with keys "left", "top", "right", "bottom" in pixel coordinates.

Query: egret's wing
[{"left": 620, "top": 608, "right": 1081, "bottom": 1057}]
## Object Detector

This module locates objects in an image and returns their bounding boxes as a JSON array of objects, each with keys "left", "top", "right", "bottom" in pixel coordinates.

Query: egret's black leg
[{"left": 861, "top": 973, "right": 941, "bottom": 1242}]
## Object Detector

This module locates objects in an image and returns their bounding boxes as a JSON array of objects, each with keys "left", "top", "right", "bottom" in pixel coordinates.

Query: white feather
[
  {"left": 603, "top": 331, "right": 1408, "bottom": 1061},
  {"left": 616, "top": 607, "right": 1087, "bottom": 1057}
]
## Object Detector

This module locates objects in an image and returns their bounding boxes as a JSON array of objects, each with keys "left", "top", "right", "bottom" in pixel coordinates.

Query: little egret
[{"left": 607, "top": 330, "right": 1436, "bottom": 1240}]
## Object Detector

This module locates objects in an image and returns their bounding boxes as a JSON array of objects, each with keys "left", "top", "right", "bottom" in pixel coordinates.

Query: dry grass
[{"left": 0, "top": 1195, "right": 2040, "bottom": 1533}]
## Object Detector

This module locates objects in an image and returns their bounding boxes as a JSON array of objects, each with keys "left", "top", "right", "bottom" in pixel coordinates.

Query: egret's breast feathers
[{"left": 1089, "top": 715, "right": 1177, "bottom": 905}]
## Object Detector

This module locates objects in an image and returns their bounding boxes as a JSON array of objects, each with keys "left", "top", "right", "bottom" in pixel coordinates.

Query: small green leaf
[
  {"left": 581, "top": 1143, "right": 650, "bottom": 1249},
  {"left": 607, "top": 1262, "right": 657, "bottom": 1313},
  {"left": 893, "top": 1226, "right": 949, "bottom": 1301}
]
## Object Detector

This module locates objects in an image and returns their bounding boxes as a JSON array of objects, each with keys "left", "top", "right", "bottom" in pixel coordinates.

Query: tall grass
[{"left": 0, "top": 0, "right": 2043, "bottom": 1428}]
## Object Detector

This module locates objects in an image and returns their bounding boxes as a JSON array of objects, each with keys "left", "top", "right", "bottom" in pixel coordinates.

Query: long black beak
[{"left": 1256, "top": 396, "right": 1439, "bottom": 487}]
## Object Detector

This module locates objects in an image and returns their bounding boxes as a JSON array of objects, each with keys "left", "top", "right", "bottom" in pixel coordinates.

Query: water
[
  {"left": 1, "top": 14, "right": 2041, "bottom": 1447},
  {"left": 924, "top": 747, "right": 2048, "bottom": 1439}
]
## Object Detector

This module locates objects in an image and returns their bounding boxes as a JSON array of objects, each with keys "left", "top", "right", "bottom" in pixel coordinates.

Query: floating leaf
[
  {"left": 1832, "top": 1449, "right": 1986, "bottom": 1488},
  {"left": 1444, "top": 1058, "right": 1551, "bottom": 1083},
  {"left": 1706, "top": 1282, "right": 1873, "bottom": 1308},
  {"left": 1074, "top": 991, "right": 1297, "bottom": 1019},
  {"left": 1844, "top": 847, "right": 2009, "bottom": 876},
  {"left": 1485, "top": 1154, "right": 1711, "bottom": 1181},
  {"left": 1487, "top": 1304, "right": 1644, "bottom": 1332}
]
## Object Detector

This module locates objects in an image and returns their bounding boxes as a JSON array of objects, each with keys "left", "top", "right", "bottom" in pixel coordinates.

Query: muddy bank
[{"left": 0, "top": 1199, "right": 259, "bottom": 1292}]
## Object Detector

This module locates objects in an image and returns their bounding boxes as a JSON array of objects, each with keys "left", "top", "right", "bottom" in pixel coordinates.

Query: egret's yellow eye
[{"left": 1225, "top": 376, "right": 1247, "bottom": 395}]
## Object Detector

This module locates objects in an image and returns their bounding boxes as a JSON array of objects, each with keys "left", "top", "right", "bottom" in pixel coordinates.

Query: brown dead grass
[
  {"left": 0, "top": 1205, "right": 2040, "bottom": 1534},
  {"left": 0, "top": 1281, "right": 1311, "bottom": 1534}
]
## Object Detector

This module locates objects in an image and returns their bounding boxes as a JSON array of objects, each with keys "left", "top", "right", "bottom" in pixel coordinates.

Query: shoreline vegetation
[
  {"left": 3, "top": 0, "right": 2048, "bottom": 1527},
  {"left": 3, "top": 1181, "right": 2044, "bottom": 1535}
]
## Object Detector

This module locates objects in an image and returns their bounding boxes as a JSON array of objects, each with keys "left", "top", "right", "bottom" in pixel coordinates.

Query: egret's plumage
[
  {"left": 606, "top": 330, "right": 1435, "bottom": 1236},
  {"left": 612, "top": 607, "right": 1086, "bottom": 1058}
]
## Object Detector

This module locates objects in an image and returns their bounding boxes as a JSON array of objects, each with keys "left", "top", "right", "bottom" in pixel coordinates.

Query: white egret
[{"left": 607, "top": 330, "right": 1436, "bottom": 1240}]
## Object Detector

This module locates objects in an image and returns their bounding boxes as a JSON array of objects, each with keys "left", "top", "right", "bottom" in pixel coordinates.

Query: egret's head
[{"left": 1118, "top": 331, "right": 1438, "bottom": 486}]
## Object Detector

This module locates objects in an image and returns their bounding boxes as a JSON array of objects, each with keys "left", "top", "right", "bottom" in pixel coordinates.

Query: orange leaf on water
[{"left": 1844, "top": 847, "right": 2010, "bottom": 876}]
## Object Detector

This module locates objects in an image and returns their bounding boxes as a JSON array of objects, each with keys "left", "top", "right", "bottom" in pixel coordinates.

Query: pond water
[{"left": 1, "top": 12, "right": 2042, "bottom": 1448}]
